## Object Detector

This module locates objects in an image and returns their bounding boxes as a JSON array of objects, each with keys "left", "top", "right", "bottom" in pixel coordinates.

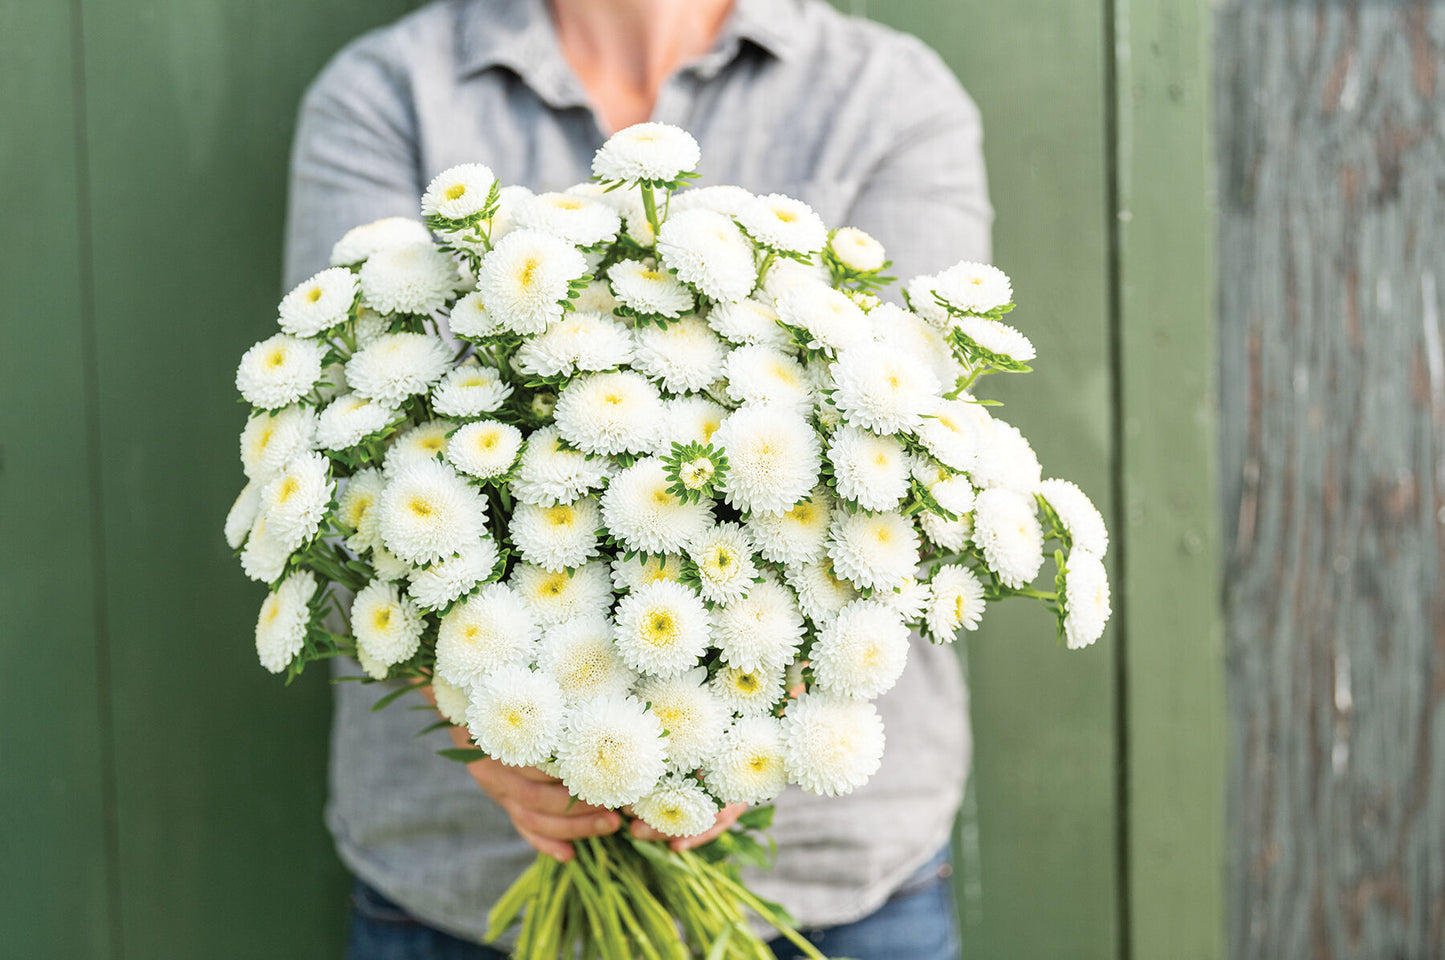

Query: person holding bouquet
[{"left": 282, "top": 0, "right": 992, "bottom": 957}]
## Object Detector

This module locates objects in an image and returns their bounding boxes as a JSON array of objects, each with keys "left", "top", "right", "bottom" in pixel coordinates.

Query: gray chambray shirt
[{"left": 283, "top": 0, "right": 991, "bottom": 944}]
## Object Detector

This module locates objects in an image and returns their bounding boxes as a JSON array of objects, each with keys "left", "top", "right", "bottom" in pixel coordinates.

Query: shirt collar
[{"left": 457, "top": 0, "right": 800, "bottom": 101}]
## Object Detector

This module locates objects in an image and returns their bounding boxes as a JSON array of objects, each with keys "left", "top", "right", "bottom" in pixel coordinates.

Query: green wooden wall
[{"left": 0, "top": 1, "right": 1220, "bottom": 958}]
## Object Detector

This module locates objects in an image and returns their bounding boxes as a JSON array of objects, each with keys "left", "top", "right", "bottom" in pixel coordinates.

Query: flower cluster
[{"left": 227, "top": 123, "right": 1111, "bottom": 840}]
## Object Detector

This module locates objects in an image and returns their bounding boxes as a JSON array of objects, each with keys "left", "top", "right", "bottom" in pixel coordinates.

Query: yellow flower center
[
  {"left": 774, "top": 208, "right": 797, "bottom": 224},
  {"left": 475, "top": 430, "right": 499, "bottom": 451},
  {"left": 409, "top": 496, "right": 434, "bottom": 517},
  {"left": 460, "top": 375, "right": 486, "bottom": 388},
  {"left": 275, "top": 476, "right": 299, "bottom": 504},
  {"left": 641, "top": 269, "right": 664, "bottom": 282},
  {"left": 518, "top": 256, "right": 540, "bottom": 288},
  {"left": 261, "top": 597, "right": 280, "bottom": 624},
  {"left": 445, "top": 183, "right": 468, "bottom": 201},
  {"left": 552, "top": 196, "right": 584, "bottom": 210},
  {"left": 372, "top": 606, "right": 393, "bottom": 632},
  {"left": 306, "top": 286, "right": 324, "bottom": 303},
  {"left": 544, "top": 504, "right": 575, "bottom": 527},
  {"left": 642, "top": 609, "right": 679, "bottom": 648},
  {"left": 541, "top": 572, "right": 569, "bottom": 597},
  {"left": 266, "top": 348, "right": 287, "bottom": 368},
  {"left": 344, "top": 493, "right": 374, "bottom": 527},
  {"left": 421, "top": 436, "right": 444, "bottom": 452}
]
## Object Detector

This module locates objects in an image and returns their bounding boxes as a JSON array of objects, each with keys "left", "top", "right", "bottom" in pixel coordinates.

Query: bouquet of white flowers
[{"left": 228, "top": 122, "right": 1111, "bottom": 959}]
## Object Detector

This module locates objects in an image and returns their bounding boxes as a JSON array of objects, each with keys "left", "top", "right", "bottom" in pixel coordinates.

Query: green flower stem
[
  {"left": 640, "top": 182, "right": 662, "bottom": 243},
  {"left": 755, "top": 250, "right": 776, "bottom": 289},
  {"left": 699, "top": 859, "right": 830, "bottom": 960}
]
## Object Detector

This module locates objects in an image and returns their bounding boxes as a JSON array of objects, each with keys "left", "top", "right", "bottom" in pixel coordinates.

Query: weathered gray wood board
[{"left": 1219, "top": 2, "right": 1445, "bottom": 957}]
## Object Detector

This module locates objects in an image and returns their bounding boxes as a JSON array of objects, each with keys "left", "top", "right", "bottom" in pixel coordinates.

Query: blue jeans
[{"left": 347, "top": 846, "right": 960, "bottom": 960}]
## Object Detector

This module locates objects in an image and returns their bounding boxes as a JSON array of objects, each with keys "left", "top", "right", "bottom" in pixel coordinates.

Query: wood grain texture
[
  {"left": 1219, "top": 2, "right": 1445, "bottom": 958},
  {"left": 850, "top": 2, "right": 1124, "bottom": 957},
  {"left": 0, "top": 1, "right": 115, "bottom": 956},
  {"left": 72, "top": 1, "right": 422, "bottom": 956},
  {"left": 1114, "top": 0, "right": 1226, "bottom": 958}
]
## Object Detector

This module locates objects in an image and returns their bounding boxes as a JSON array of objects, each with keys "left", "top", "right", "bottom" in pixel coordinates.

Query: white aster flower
[
  {"left": 916, "top": 398, "right": 991, "bottom": 472},
  {"left": 1039, "top": 478, "right": 1109, "bottom": 556},
  {"left": 345, "top": 332, "right": 451, "bottom": 406},
  {"left": 236, "top": 334, "right": 325, "bottom": 410},
  {"left": 556, "top": 694, "right": 669, "bottom": 808},
  {"left": 633, "top": 775, "right": 719, "bottom": 838},
  {"left": 359, "top": 241, "right": 459, "bottom": 316},
  {"left": 920, "top": 512, "right": 973, "bottom": 552},
  {"left": 774, "top": 283, "right": 871, "bottom": 354},
  {"left": 467, "top": 664, "right": 566, "bottom": 767},
  {"left": 239, "top": 513, "right": 293, "bottom": 583},
  {"left": 1063, "top": 548, "right": 1111, "bottom": 650},
  {"left": 337, "top": 467, "right": 387, "bottom": 552},
  {"left": 553, "top": 370, "right": 664, "bottom": 456},
  {"left": 970, "top": 419, "right": 1042, "bottom": 495},
  {"left": 760, "top": 257, "right": 832, "bottom": 304},
  {"left": 315, "top": 393, "right": 399, "bottom": 451},
  {"left": 330, "top": 217, "right": 432, "bottom": 266},
  {"left": 828, "top": 426, "right": 910, "bottom": 511},
  {"left": 509, "top": 497, "right": 602, "bottom": 572},
  {"left": 711, "top": 663, "right": 785, "bottom": 717},
  {"left": 279, "top": 267, "right": 357, "bottom": 337},
  {"left": 745, "top": 486, "right": 832, "bottom": 566},
  {"left": 737, "top": 193, "right": 827, "bottom": 255},
  {"left": 537, "top": 615, "right": 637, "bottom": 703},
  {"left": 515, "top": 191, "right": 620, "bottom": 247},
  {"left": 828, "top": 227, "right": 886, "bottom": 273},
  {"left": 973, "top": 487, "right": 1045, "bottom": 588},
  {"left": 254, "top": 570, "right": 316, "bottom": 674},
  {"left": 600, "top": 457, "right": 714, "bottom": 555},
  {"left": 432, "top": 363, "right": 514, "bottom": 418},
  {"left": 613, "top": 579, "right": 711, "bottom": 678},
  {"left": 351, "top": 579, "right": 425, "bottom": 675},
  {"left": 509, "top": 561, "right": 613, "bottom": 627},
  {"left": 514, "top": 310, "right": 634, "bottom": 379},
  {"left": 876, "top": 575, "right": 931, "bottom": 621},
  {"left": 224, "top": 481, "right": 262, "bottom": 549},
  {"left": 669, "top": 184, "right": 755, "bottom": 217},
  {"left": 711, "top": 577, "right": 805, "bottom": 673},
  {"left": 783, "top": 558, "right": 859, "bottom": 626},
  {"left": 704, "top": 716, "right": 788, "bottom": 804},
  {"left": 258, "top": 451, "right": 332, "bottom": 550},
  {"left": 926, "top": 565, "right": 986, "bottom": 640},
  {"left": 353, "top": 309, "right": 390, "bottom": 348},
  {"left": 369, "top": 545, "right": 413, "bottom": 581},
  {"left": 903, "top": 273, "right": 950, "bottom": 327},
  {"left": 435, "top": 582, "right": 541, "bottom": 688},
  {"left": 572, "top": 277, "right": 621, "bottom": 314},
  {"left": 239, "top": 405, "right": 317, "bottom": 482},
  {"left": 934, "top": 261, "right": 1013, "bottom": 315},
  {"left": 376, "top": 459, "right": 488, "bottom": 565},
  {"left": 712, "top": 404, "right": 821, "bottom": 516},
  {"left": 932, "top": 475, "right": 977, "bottom": 516},
  {"left": 657, "top": 209, "right": 757, "bottom": 303},
  {"left": 721, "top": 345, "right": 813, "bottom": 412},
  {"left": 509, "top": 425, "right": 610, "bottom": 506},
  {"left": 407, "top": 536, "right": 498, "bottom": 610},
  {"left": 592, "top": 122, "right": 700, "bottom": 183},
  {"left": 447, "top": 420, "right": 523, "bottom": 479},
  {"left": 476, "top": 228, "right": 589, "bottom": 335},
  {"left": 706, "top": 297, "right": 790, "bottom": 348},
  {"left": 781, "top": 693, "right": 886, "bottom": 797},
  {"left": 421, "top": 163, "right": 497, "bottom": 220},
  {"left": 448, "top": 291, "right": 504, "bottom": 339},
  {"left": 658, "top": 396, "right": 728, "bottom": 450},
  {"left": 431, "top": 676, "right": 471, "bottom": 726},
  {"left": 382, "top": 419, "right": 455, "bottom": 474},
  {"left": 956, "top": 315, "right": 1035, "bottom": 363},
  {"left": 832, "top": 345, "right": 941, "bottom": 435},
  {"left": 634, "top": 668, "right": 728, "bottom": 770},
  {"left": 687, "top": 523, "right": 758, "bottom": 605},
  {"left": 631, "top": 316, "right": 727, "bottom": 394},
  {"left": 811, "top": 599, "right": 910, "bottom": 699},
  {"left": 867, "top": 303, "right": 964, "bottom": 388},
  {"left": 607, "top": 258, "right": 695, "bottom": 318},
  {"left": 825, "top": 510, "right": 921, "bottom": 591},
  {"left": 610, "top": 552, "right": 685, "bottom": 592}
]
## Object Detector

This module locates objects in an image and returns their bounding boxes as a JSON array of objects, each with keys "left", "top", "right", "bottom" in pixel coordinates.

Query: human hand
[
  {"left": 626, "top": 801, "right": 749, "bottom": 852},
  {"left": 421, "top": 680, "right": 621, "bottom": 862}
]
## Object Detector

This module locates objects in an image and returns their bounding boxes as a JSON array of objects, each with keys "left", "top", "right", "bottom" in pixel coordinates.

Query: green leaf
[
  {"left": 437, "top": 747, "right": 488, "bottom": 764},
  {"left": 735, "top": 804, "right": 775, "bottom": 831},
  {"left": 371, "top": 682, "right": 421, "bottom": 712}
]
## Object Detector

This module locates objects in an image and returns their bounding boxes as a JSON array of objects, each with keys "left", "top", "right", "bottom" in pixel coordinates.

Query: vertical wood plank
[
  {"left": 75, "top": 1, "right": 421, "bottom": 955},
  {"left": 1113, "top": 0, "right": 1225, "bottom": 957},
  {"left": 0, "top": 1, "right": 115, "bottom": 957},
  {"left": 1219, "top": 3, "right": 1445, "bottom": 957},
  {"left": 851, "top": 2, "right": 1123, "bottom": 957}
]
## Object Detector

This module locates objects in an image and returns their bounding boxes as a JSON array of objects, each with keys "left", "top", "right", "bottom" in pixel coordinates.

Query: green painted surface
[
  {"left": 0, "top": 1, "right": 115, "bottom": 956},
  {"left": 1112, "top": 0, "right": 1225, "bottom": 957},
  {"left": 850, "top": 2, "right": 1123, "bottom": 957},
  {"left": 71, "top": 1, "right": 420, "bottom": 956}
]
